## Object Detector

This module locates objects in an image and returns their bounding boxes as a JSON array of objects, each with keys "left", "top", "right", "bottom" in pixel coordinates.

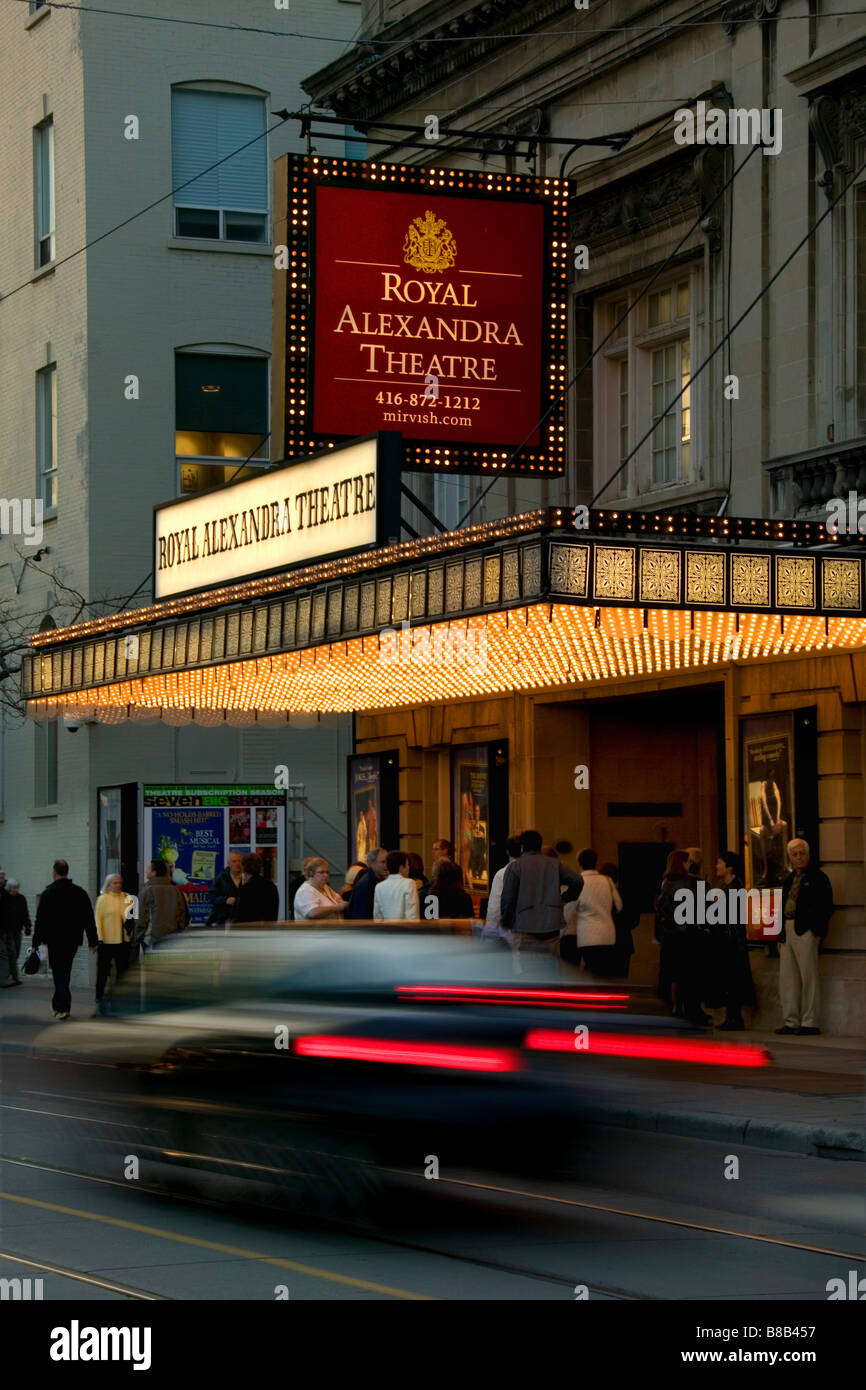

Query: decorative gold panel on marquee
[
  {"left": 822, "top": 557, "right": 861, "bottom": 610},
  {"left": 639, "top": 549, "right": 681, "bottom": 604},
  {"left": 775, "top": 555, "right": 815, "bottom": 609},
  {"left": 685, "top": 551, "right": 726, "bottom": 605},
  {"left": 594, "top": 546, "right": 636, "bottom": 602},
  {"left": 731, "top": 554, "right": 771, "bottom": 607}
]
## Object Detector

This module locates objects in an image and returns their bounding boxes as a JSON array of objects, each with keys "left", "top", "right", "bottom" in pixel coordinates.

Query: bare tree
[{"left": 0, "top": 552, "right": 151, "bottom": 720}]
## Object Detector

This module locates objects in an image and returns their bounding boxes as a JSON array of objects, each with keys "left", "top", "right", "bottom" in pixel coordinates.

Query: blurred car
[{"left": 34, "top": 927, "right": 770, "bottom": 1214}]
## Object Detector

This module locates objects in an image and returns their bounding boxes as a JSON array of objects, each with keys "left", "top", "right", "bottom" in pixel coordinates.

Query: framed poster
[
  {"left": 346, "top": 751, "right": 399, "bottom": 866},
  {"left": 743, "top": 725, "right": 795, "bottom": 885},
  {"left": 451, "top": 742, "right": 502, "bottom": 896},
  {"left": 143, "top": 785, "right": 287, "bottom": 924}
]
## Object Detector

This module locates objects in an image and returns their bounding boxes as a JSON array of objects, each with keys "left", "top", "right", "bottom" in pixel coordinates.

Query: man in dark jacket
[
  {"left": 208, "top": 851, "right": 244, "bottom": 925},
  {"left": 346, "top": 847, "right": 389, "bottom": 920},
  {"left": 233, "top": 854, "right": 280, "bottom": 923},
  {"left": 0, "top": 879, "right": 32, "bottom": 986},
  {"left": 775, "top": 838, "right": 833, "bottom": 1036},
  {"left": 501, "top": 829, "right": 580, "bottom": 965},
  {"left": 32, "top": 860, "right": 98, "bottom": 1018}
]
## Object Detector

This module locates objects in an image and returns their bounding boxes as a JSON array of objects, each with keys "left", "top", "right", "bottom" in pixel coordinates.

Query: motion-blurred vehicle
[{"left": 35, "top": 927, "right": 770, "bottom": 1214}]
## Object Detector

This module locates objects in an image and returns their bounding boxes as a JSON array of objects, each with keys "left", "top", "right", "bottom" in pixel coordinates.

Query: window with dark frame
[
  {"left": 34, "top": 721, "right": 58, "bottom": 807},
  {"left": 37, "top": 364, "right": 58, "bottom": 510},
  {"left": 34, "top": 117, "right": 55, "bottom": 266}
]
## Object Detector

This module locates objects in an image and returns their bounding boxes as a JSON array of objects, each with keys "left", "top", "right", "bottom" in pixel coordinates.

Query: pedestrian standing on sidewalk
[
  {"left": 0, "top": 879, "right": 32, "bottom": 987},
  {"left": 140, "top": 860, "right": 188, "bottom": 948},
  {"left": 483, "top": 835, "right": 521, "bottom": 946},
  {"left": 93, "top": 874, "right": 133, "bottom": 1015},
  {"left": 373, "top": 851, "right": 419, "bottom": 921},
  {"left": 655, "top": 850, "right": 709, "bottom": 1025},
  {"left": 566, "top": 849, "right": 622, "bottom": 977},
  {"left": 232, "top": 854, "right": 280, "bottom": 924},
  {"left": 294, "top": 859, "right": 348, "bottom": 921},
  {"left": 32, "top": 860, "right": 98, "bottom": 1019},
  {"left": 346, "top": 847, "right": 389, "bottom": 920},
  {"left": 207, "top": 850, "right": 244, "bottom": 926},
  {"left": 0, "top": 877, "right": 21, "bottom": 987},
  {"left": 775, "top": 838, "right": 833, "bottom": 1036},
  {"left": 710, "top": 851, "right": 756, "bottom": 1031},
  {"left": 501, "top": 829, "right": 580, "bottom": 967},
  {"left": 599, "top": 861, "right": 637, "bottom": 978},
  {"left": 425, "top": 858, "right": 474, "bottom": 920}
]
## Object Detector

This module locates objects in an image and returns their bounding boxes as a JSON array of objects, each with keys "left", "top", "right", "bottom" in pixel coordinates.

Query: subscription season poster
[{"left": 312, "top": 184, "right": 545, "bottom": 446}]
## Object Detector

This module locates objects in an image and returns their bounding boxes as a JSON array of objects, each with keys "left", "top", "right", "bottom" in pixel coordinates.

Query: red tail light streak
[
  {"left": 523, "top": 1030, "right": 771, "bottom": 1067},
  {"left": 396, "top": 985, "right": 629, "bottom": 1009},
  {"left": 292, "top": 1035, "right": 525, "bottom": 1072}
]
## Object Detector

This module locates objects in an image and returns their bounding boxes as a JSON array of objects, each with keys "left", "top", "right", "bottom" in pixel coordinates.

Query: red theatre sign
[{"left": 272, "top": 156, "right": 569, "bottom": 476}]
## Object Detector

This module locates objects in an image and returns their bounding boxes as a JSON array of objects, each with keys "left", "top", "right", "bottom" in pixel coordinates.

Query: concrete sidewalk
[{"left": 2, "top": 955, "right": 863, "bottom": 1161}]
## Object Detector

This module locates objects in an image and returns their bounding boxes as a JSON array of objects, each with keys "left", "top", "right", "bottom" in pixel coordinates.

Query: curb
[{"left": 582, "top": 1103, "right": 866, "bottom": 1159}]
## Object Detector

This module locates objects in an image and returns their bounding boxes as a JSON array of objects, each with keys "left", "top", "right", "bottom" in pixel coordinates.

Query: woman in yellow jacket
[{"left": 94, "top": 874, "right": 136, "bottom": 1015}]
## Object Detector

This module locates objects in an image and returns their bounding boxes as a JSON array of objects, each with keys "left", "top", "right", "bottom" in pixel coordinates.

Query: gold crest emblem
[{"left": 402, "top": 209, "right": 457, "bottom": 273}]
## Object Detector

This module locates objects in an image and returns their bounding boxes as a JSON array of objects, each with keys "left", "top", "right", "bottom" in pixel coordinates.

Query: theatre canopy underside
[{"left": 22, "top": 511, "right": 866, "bottom": 724}]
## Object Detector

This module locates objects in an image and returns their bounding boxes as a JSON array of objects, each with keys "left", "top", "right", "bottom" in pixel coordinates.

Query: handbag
[{"left": 23, "top": 947, "right": 41, "bottom": 976}]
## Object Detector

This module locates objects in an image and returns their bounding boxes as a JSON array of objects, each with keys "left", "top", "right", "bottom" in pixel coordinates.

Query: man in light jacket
[
  {"left": 373, "top": 851, "right": 419, "bottom": 921},
  {"left": 500, "top": 829, "right": 580, "bottom": 963}
]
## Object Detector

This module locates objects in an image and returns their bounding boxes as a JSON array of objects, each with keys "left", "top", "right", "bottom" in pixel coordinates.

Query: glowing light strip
[{"left": 25, "top": 605, "right": 866, "bottom": 720}]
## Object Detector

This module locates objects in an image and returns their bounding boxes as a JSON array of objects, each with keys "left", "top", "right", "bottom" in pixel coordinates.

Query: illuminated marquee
[{"left": 272, "top": 155, "right": 569, "bottom": 476}]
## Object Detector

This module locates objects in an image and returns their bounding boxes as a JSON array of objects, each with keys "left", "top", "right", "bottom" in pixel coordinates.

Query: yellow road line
[{"left": 0, "top": 1192, "right": 434, "bottom": 1300}]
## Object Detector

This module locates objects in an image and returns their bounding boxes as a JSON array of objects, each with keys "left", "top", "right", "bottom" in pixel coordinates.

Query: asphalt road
[{"left": 0, "top": 1054, "right": 862, "bottom": 1301}]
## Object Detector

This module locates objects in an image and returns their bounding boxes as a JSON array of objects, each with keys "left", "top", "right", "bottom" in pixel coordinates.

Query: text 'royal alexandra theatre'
[{"left": 22, "top": 157, "right": 866, "bottom": 1035}]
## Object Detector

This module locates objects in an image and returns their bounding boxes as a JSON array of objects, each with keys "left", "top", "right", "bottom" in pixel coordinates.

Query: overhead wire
[{"left": 11, "top": 2, "right": 866, "bottom": 43}]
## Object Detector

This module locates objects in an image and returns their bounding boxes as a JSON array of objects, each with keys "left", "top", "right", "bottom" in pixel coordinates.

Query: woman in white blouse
[
  {"left": 293, "top": 859, "right": 348, "bottom": 921},
  {"left": 563, "top": 848, "right": 622, "bottom": 975}
]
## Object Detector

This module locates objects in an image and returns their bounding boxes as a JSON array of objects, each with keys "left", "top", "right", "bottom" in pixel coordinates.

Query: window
[
  {"left": 175, "top": 350, "right": 268, "bottom": 493},
  {"left": 34, "top": 721, "right": 58, "bottom": 807},
  {"left": 171, "top": 90, "right": 268, "bottom": 242},
  {"left": 34, "top": 118, "right": 55, "bottom": 266},
  {"left": 37, "top": 365, "right": 57, "bottom": 510},
  {"left": 433, "top": 473, "right": 470, "bottom": 531},
  {"left": 29, "top": 2, "right": 47, "bottom": 12},
  {"left": 596, "top": 274, "right": 696, "bottom": 497}
]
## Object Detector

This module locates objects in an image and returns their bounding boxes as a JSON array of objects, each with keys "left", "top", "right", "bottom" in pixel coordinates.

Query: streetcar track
[
  {"left": 0, "top": 1248, "right": 168, "bottom": 1299},
  {"left": 1, "top": 1143, "right": 861, "bottom": 1306}
]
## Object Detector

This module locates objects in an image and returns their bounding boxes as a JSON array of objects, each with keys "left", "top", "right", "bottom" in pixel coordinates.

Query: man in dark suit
[
  {"left": 33, "top": 859, "right": 98, "bottom": 1019},
  {"left": 775, "top": 838, "right": 834, "bottom": 1036},
  {"left": 233, "top": 854, "right": 280, "bottom": 923}
]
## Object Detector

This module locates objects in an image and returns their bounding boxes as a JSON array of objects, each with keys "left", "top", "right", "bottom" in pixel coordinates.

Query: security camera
[{"left": 63, "top": 718, "right": 81, "bottom": 733}]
